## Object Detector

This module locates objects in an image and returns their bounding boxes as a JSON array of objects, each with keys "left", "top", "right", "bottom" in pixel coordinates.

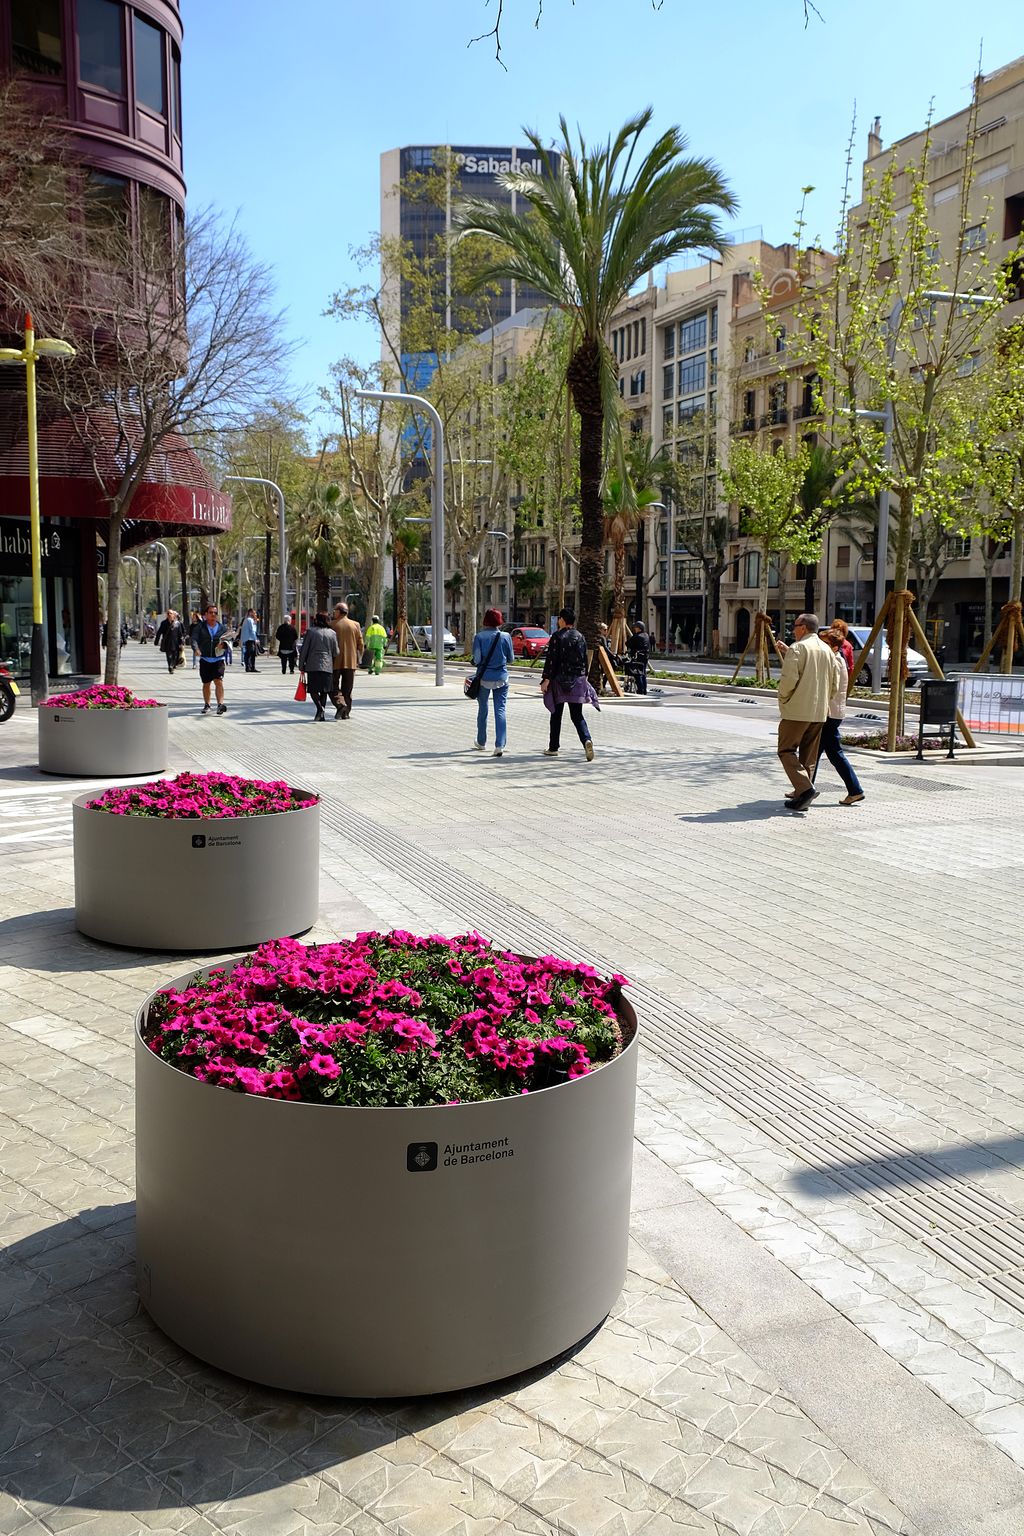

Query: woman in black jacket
[{"left": 275, "top": 616, "right": 299, "bottom": 674}]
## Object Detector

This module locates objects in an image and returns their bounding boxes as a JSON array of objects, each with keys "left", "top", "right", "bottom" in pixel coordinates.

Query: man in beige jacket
[
  {"left": 330, "top": 603, "right": 365, "bottom": 719},
  {"left": 776, "top": 612, "right": 843, "bottom": 810}
]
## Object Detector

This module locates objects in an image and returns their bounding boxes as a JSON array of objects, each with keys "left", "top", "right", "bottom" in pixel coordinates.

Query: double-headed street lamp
[
  {"left": 0, "top": 315, "right": 76, "bottom": 704},
  {"left": 221, "top": 476, "right": 287, "bottom": 635}
]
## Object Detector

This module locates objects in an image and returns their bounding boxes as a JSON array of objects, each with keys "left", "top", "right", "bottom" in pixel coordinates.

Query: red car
[{"left": 506, "top": 626, "right": 550, "bottom": 659}]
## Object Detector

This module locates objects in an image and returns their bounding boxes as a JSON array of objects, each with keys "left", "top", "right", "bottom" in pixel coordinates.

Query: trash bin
[{"left": 917, "top": 678, "right": 958, "bottom": 760}]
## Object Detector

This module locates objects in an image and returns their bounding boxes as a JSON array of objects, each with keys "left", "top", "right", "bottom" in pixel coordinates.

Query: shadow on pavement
[
  {"left": 789, "top": 1134, "right": 1024, "bottom": 1198},
  {"left": 678, "top": 801, "right": 789, "bottom": 823},
  {"left": 0, "top": 1204, "right": 599, "bottom": 1514},
  {"left": 0, "top": 763, "right": 48, "bottom": 782}
]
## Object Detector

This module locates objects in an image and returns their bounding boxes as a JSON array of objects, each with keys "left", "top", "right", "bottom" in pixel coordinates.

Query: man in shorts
[{"left": 190, "top": 604, "right": 229, "bottom": 715}]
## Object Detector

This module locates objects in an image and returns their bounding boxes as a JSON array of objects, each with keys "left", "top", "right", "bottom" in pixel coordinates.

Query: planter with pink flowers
[
  {"left": 73, "top": 772, "right": 319, "bottom": 950},
  {"left": 134, "top": 931, "right": 638, "bottom": 1396},
  {"left": 39, "top": 685, "right": 167, "bottom": 776}
]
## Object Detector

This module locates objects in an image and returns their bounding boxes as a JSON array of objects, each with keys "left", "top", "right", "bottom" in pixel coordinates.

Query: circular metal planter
[
  {"left": 39, "top": 705, "right": 168, "bottom": 777},
  {"left": 135, "top": 960, "right": 638, "bottom": 1397},
  {"left": 74, "top": 793, "right": 319, "bottom": 950}
]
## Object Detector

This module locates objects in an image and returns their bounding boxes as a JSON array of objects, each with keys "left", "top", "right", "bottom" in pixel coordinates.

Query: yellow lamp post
[{"left": 0, "top": 314, "right": 76, "bottom": 704}]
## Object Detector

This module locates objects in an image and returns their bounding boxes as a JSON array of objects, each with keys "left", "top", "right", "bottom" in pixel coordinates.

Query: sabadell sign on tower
[{"left": 454, "top": 149, "right": 545, "bottom": 175}]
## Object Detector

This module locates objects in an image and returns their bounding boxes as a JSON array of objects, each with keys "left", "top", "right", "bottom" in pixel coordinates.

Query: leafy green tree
[
  {"left": 719, "top": 438, "right": 818, "bottom": 679},
  {"left": 496, "top": 314, "right": 580, "bottom": 611},
  {"left": 789, "top": 87, "right": 1012, "bottom": 740},
  {"left": 969, "top": 323, "right": 1024, "bottom": 668},
  {"left": 453, "top": 110, "right": 734, "bottom": 643}
]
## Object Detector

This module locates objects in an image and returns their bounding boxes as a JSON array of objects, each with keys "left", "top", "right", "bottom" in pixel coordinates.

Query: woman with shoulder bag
[
  {"left": 297, "top": 613, "right": 339, "bottom": 722},
  {"left": 469, "top": 608, "right": 514, "bottom": 758}
]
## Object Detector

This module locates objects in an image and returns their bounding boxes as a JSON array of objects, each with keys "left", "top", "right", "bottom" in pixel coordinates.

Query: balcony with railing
[
  {"left": 729, "top": 416, "right": 756, "bottom": 436},
  {"left": 759, "top": 408, "right": 789, "bottom": 427}
]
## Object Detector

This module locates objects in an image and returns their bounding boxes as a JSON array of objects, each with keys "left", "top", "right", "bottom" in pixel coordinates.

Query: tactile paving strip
[
  {"left": 869, "top": 773, "right": 970, "bottom": 794},
  {"left": 232, "top": 734, "right": 1024, "bottom": 1314}
]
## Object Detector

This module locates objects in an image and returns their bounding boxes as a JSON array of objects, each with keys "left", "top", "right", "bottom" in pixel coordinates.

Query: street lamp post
[
  {"left": 357, "top": 389, "right": 445, "bottom": 686},
  {"left": 122, "top": 555, "right": 143, "bottom": 640},
  {"left": 0, "top": 314, "right": 76, "bottom": 704},
  {"left": 149, "top": 541, "right": 172, "bottom": 615},
  {"left": 221, "top": 477, "right": 287, "bottom": 637}
]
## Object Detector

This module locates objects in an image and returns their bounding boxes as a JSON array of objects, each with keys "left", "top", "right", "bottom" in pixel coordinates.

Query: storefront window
[
  {"left": 79, "top": 0, "right": 124, "bottom": 95},
  {"left": 12, "top": 0, "right": 63, "bottom": 76},
  {"left": 0, "top": 577, "right": 35, "bottom": 671},
  {"left": 133, "top": 12, "right": 166, "bottom": 116}
]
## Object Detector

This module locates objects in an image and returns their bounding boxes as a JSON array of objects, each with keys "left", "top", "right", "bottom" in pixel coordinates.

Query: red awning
[{"left": 0, "top": 393, "right": 232, "bottom": 537}]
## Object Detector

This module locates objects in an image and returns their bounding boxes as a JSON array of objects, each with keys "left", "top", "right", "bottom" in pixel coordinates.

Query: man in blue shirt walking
[
  {"left": 239, "top": 609, "right": 260, "bottom": 672},
  {"left": 190, "top": 604, "right": 229, "bottom": 715}
]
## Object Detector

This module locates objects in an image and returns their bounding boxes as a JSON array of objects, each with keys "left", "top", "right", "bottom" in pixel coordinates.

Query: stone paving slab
[{"left": 2, "top": 651, "right": 1024, "bottom": 1534}]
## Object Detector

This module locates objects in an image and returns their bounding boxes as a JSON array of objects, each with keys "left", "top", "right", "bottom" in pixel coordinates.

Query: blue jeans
[
  {"left": 815, "top": 717, "right": 863, "bottom": 796},
  {"left": 476, "top": 684, "right": 508, "bottom": 749}
]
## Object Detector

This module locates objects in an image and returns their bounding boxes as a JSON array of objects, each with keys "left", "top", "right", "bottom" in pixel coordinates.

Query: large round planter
[
  {"left": 39, "top": 705, "right": 168, "bottom": 777},
  {"left": 135, "top": 960, "right": 638, "bottom": 1396},
  {"left": 74, "top": 793, "right": 319, "bottom": 949}
]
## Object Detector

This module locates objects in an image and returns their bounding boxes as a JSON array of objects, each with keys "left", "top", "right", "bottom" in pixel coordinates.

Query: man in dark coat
[
  {"left": 155, "top": 610, "right": 185, "bottom": 674},
  {"left": 625, "top": 621, "right": 651, "bottom": 695}
]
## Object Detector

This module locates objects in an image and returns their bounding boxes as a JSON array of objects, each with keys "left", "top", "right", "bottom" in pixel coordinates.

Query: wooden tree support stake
[
  {"left": 973, "top": 601, "right": 1024, "bottom": 676},
  {"left": 731, "top": 612, "right": 778, "bottom": 684},
  {"left": 592, "top": 646, "right": 624, "bottom": 697}
]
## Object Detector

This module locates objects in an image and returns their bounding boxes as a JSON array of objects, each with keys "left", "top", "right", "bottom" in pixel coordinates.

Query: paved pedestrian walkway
[{"left": 2, "top": 649, "right": 1024, "bottom": 1535}]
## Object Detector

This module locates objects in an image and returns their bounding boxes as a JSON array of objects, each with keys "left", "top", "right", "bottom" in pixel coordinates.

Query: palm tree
[
  {"left": 453, "top": 110, "right": 734, "bottom": 643},
  {"left": 604, "top": 454, "right": 669, "bottom": 654},
  {"left": 391, "top": 522, "right": 422, "bottom": 652},
  {"left": 444, "top": 570, "right": 465, "bottom": 638},
  {"left": 291, "top": 483, "right": 349, "bottom": 614},
  {"left": 515, "top": 567, "right": 547, "bottom": 624}
]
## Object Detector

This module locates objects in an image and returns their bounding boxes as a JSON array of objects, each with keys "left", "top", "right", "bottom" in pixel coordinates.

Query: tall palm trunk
[
  {"left": 609, "top": 542, "right": 628, "bottom": 652},
  {"left": 568, "top": 340, "right": 604, "bottom": 644},
  {"left": 397, "top": 558, "right": 409, "bottom": 647},
  {"left": 314, "top": 559, "right": 329, "bottom": 614}
]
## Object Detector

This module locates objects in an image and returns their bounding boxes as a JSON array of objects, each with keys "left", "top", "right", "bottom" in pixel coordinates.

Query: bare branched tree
[
  {"left": 469, "top": 0, "right": 821, "bottom": 65},
  {"left": 45, "top": 206, "right": 293, "bottom": 682}
]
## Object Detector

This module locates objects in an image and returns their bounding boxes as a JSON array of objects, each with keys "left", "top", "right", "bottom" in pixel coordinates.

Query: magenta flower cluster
[
  {"left": 142, "top": 931, "right": 629, "bottom": 1107},
  {"left": 44, "top": 684, "right": 161, "bottom": 709},
  {"left": 88, "top": 771, "right": 317, "bottom": 819}
]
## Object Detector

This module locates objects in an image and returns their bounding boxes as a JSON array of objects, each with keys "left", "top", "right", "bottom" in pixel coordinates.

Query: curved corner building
[{"left": 0, "top": 0, "right": 230, "bottom": 680}]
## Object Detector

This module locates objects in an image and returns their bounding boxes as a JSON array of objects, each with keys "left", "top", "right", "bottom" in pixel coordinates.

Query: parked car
[
  {"left": 410, "top": 625, "right": 459, "bottom": 655},
  {"left": 504, "top": 625, "right": 550, "bottom": 659},
  {"left": 847, "top": 625, "right": 929, "bottom": 689}
]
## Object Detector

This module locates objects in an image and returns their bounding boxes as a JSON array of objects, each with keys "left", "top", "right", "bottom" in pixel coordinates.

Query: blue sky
[{"left": 180, "top": 0, "right": 1021, "bottom": 421}]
